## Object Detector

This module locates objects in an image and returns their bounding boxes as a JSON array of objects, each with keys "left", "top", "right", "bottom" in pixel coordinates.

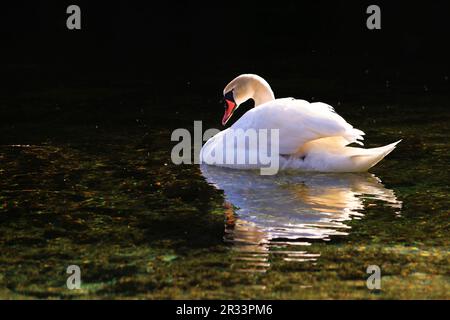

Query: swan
[{"left": 200, "top": 74, "right": 401, "bottom": 173}]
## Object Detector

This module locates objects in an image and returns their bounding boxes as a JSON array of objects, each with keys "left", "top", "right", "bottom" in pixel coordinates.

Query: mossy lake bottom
[{"left": 0, "top": 80, "right": 449, "bottom": 299}]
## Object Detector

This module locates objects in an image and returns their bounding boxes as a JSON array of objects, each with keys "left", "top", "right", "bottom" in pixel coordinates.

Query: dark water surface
[{"left": 0, "top": 75, "right": 449, "bottom": 299}]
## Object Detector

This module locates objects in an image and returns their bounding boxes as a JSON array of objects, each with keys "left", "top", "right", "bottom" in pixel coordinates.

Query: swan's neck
[{"left": 251, "top": 78, "right": 275, "bottom": 107}]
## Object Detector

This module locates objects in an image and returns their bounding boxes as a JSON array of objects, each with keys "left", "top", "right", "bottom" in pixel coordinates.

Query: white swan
[{"left": 200, "top": 74, "right": 400, "bottom": 172}]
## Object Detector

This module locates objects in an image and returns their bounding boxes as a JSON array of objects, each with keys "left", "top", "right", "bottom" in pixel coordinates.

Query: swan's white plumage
[
  {"left": 231, "top": 98, "right": 365, "bottom": 155},
  {"left": 280, "top": 137, "right": 401, "bottom": 172},
  {"left": 200, "top": 74, "right": 400, "bottom": 173}
]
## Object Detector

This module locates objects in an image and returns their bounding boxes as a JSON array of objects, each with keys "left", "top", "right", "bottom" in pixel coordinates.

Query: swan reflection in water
[{"left": 200, "top": 165, "right": 402, "bottom": 272}]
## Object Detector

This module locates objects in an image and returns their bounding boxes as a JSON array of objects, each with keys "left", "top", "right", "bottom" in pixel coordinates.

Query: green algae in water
[{"left": 0, "top": 86, "right": 449, "bottom": 299}]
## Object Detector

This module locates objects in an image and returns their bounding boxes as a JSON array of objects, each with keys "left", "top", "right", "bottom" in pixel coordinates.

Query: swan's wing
[{"left": 232, "top": 98, "right": 365, "bottom": 155}]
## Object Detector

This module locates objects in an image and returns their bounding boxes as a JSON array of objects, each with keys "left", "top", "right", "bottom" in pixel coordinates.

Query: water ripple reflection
[{"left": 201, "top": 166, "right": 402, "bottom": 272}]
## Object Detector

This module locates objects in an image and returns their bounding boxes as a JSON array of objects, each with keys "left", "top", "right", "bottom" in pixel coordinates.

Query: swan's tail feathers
[
  {"left": 344, "top": 128, "right": 366, "bottom": 146},
  {"left": 350, "top": 140, "right": 401, "bottom": 171}
]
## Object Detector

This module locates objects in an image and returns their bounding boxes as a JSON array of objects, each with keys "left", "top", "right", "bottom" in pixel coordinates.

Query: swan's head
[{"left": 221, "top": 74, "right": 275, "bottom": 125}]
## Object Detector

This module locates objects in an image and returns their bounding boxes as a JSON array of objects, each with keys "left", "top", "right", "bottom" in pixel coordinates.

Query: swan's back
[
  {"left": 231, "top": 98, "right": 365, "bottom": 155},
  {"left": 201, "top": 96, "right": 400, "bottom": 173}
]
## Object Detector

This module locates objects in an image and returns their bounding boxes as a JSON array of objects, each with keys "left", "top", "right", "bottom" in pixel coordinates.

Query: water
[{"left": 0, "top": 80, "right": 449, "bottom": 299}]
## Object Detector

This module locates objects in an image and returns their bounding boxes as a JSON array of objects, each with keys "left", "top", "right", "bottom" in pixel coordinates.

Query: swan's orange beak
[{"left": 222, "top": 99, "right": 236, "bottom": 125}]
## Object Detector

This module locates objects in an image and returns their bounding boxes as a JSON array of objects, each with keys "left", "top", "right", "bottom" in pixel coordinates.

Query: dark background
[
  {"left": 1, "top": 1, "right": 449, "bottom": 102},
  {"left": 2, "top": 2, "right": 450, "bottom": 79}
]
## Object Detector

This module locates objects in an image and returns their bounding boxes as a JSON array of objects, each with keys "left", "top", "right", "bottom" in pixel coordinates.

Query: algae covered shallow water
[{"left": 0, "top": 74, "right": 449, "bottom": 299}]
